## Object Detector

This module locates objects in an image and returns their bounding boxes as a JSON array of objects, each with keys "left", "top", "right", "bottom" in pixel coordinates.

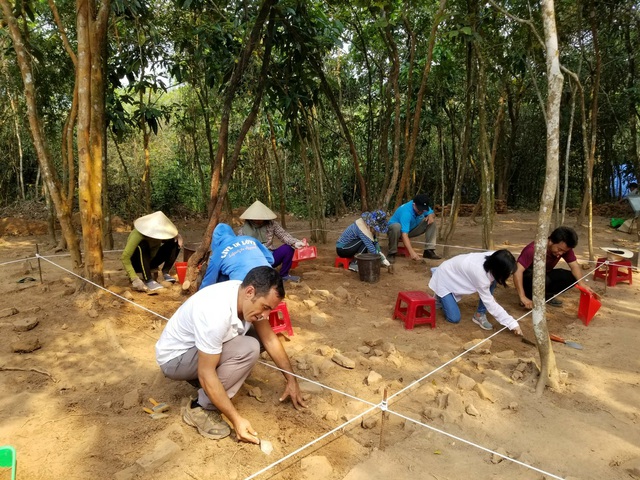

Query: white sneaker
[
  {"left": 348, "top": 261, "right": 359, "bottom": 272},
  {"left": 472, "top": 313, "right": 493, "bottom": 330}
]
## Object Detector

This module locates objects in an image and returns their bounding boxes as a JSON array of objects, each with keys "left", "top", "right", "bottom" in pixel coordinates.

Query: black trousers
[
  {"left": 522, "top": 268, "right": 576, "bottom": 299},
  {"left": 130, "top": 239, "right": 180, "bottom": 281},
  {"left": 336, "top": 239, "right": 368, "bottom": 259}
]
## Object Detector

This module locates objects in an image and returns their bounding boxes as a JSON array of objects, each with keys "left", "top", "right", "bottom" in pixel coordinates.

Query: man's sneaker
[
  {"left": 162, "top": 273, "right": 176, "bottom": 283},
  {"left": 145, "top": 279, "right": 164, "bottom": 291},
  {"left": 282, "top": 274, "right": 301, "bottom": 283},
  {"left": 183, "top": 403, "right": 231, "bottom": 440},
  {"left": 548, "top": 298, "right": 563, "bottom": 307},
  {"left": 423, "top": 249, "right": 442, "bottom": 260},
  {"left": 348, "top": 261, "right": 359, "bottom": 273},
  {"left": 472, "top": 313, "right": 493, "bottom": 330},
  {"left": 387, "top": 253, "right": 396, "bottom": 264}
]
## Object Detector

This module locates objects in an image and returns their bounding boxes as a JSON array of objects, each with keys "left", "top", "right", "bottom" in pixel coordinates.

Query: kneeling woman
[
  {"left": 428, "top": 249, "right": 522, "bottom": 335},
  {"left": 336, "top": 210, "right": 390, "bottom": 272}
]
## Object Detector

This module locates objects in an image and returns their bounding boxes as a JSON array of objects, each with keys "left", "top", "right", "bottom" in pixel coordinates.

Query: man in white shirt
[{"left": 156, "top": 266, "right": 306, "bottom": 443}]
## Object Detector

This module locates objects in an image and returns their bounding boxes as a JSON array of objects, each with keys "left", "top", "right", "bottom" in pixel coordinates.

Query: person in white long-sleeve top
[{"left": 428, "top": 250, "right": 523, "bottom": 335}]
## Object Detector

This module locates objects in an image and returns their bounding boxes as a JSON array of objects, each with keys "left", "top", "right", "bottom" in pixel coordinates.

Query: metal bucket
[{"left": 355, "top": 253, "right": 381, "bottom": 283}]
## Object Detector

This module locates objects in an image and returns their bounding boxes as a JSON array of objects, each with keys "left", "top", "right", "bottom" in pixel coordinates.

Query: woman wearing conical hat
[
  {"left": 121, "top": 211, "right": 183, "bottom": 292},
  {"left": 239, "top": 201, "right": 305, "bottom": 283}
]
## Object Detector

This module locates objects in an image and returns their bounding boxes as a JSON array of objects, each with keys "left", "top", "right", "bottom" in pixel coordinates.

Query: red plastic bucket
[
  {"left": 175, "top": 262, "right": 188, "bottom": 284},
  {"left": 576, "top": 284, "right": 601, "bottom": 326}
]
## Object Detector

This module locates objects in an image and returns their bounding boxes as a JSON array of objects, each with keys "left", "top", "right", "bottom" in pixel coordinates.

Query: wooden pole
[
  {"left": 36, "top": 243, "right": 43, "bottom": 283},
  {"left": 379, "top": 387, "right": 389, "bottom": 451}
]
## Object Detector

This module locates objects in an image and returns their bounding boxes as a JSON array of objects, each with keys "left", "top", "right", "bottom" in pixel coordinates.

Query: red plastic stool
[
  {"left": 335, "top": 257, "right": 352, "bottom": 269},
  {"left": 593, "top": 257, "right": 633, "bottom": 287},
  {"left": 269, "top": 302, "right": 294, "bottom": 336},
  {"left": 393, "top": 291, "right": 436, "bottom": 330},
  {"left": 397, "top": 244, "right": 411, "bottom": 257},
  {"left": 576, "top": 284, "right": 601, "bottom": 326}
]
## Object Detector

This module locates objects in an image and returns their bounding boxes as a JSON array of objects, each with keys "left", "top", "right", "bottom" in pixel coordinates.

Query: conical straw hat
[
  {"left": 134, "top": 211, "right": 178, "bottom": 240},
  {"left": 601, "top": 246, "right": 633, "bottom": 260},
  {"left": 240, "top": 201, "right": 277, "bottom": 220}
]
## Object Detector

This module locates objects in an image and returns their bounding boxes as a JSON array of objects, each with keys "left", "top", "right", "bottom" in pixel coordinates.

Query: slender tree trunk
[
  {"left": 266, "top": 112, "right": 287, "bottom": 228},
  {"left": 534, "top": 0, "right": 564, "bottom": 395},
  {"left": 477, "top": 53, "right": 495, "bottom": 250},
  {"left": 442, "top": 40, "right": 475, "bottom": 257},
  {"left": 0, "top": 0, "right": 82, "bottom": 268},
  {"left": 578, "top": 3, "right": 600, "bottom": 262},
  {"left": 381, "top": 23, "right": 402, "bottom": 211},
  {"left": 396, "top": 0, "right": 447, "bottom": 208},
  {"left": 309, "top": 55, "right": 368, "bottom": 211},
  {"left": 189, "top": 4, "right": 276, "bottom": 288},
  {"left": 561, "top": 79, "right": 578, "bottom": 225},
  {"left": 208, "top": 0, "right": 276, "bottom": 217}
]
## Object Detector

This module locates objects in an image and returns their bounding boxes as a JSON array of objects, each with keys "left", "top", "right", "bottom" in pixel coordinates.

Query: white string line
[
  {"left": 257, "top": 361, "right": 377, "bottom": 407},
  {"left": 34, "top": 254, "right": 376, "bottom": 410},
  {"left": 35, "top": 252, "right": 594, "bottom": 480},
  {"left": 386, "top": 409, "right": 565, "bottom": 480},
  {"left": 0, "top": 249, "right": 125, "bottom": 267},
  {"left": 243, "top": 404, "right": 379, "bottom": 480},
  {"left": 0, "top": 257, "right": 37, "bottom": 266},
  {"left": 35, "top": 255, "right": 170, "bottom": 321},
  {"left": 390, "top": 261, "right": 602, "bottom": 402}
]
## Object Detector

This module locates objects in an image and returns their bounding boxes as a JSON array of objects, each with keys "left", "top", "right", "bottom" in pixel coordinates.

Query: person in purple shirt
[
  {"left": 513, "top": 226, "right": 595, "bottom": 308},
  {"left": 387, "top": 194, "right": 441, "bottom": 263}
]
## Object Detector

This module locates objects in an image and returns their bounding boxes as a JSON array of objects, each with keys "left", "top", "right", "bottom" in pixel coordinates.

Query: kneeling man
[
  {"left": 155, "top": 266, "right": 306, "bottom": 443},
  {"left": 513, "top": 226, "right": 594, "bottom": 308}
]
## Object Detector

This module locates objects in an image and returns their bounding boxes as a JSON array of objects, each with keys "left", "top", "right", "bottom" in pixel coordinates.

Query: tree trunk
[
  {"left": 441, "top": 39, "right": 475, "bottom": 257},
  {"left": 0, "top": 0, "right": 82, "bottom": 269},
  {"left": 534, "top": 0, "right": 564, "bottom": 395},
  {"left": 309, "top": 55, "right": 368, "bottom": 211},
  {"left": 207, "top": 0, "right": 276, "bottom": 218},
  {"left": 188, "top": 3, "right": 276, "bottom": 288},
  {"left": 381, "top": 23, "right": 403, "bottom": 211},
  {"left": 266, "top": 113, "right": 287, "bottom": 228},
  {"left": 395, "top": 0, "right": 447, "bottom": 208},
  {"left": 76, "top": 0, "right": 109, "bottom": 286},
  {"left": 477, "top": 53, "right": 495, "bottom": 250}
]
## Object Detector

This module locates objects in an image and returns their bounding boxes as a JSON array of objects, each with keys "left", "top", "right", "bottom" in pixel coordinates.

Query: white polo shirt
[{"left": 155, "top": 281, "right": 249, "bottom": 365}]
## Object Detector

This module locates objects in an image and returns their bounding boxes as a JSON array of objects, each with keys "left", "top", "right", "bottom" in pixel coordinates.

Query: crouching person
[{"left": 155, "top": 266, "right": 307, "bottom": 442}]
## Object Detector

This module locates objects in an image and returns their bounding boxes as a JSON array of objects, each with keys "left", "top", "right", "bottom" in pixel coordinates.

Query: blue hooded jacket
[{"left": 199, "top": 223, "right": 274, "bottom": 289}]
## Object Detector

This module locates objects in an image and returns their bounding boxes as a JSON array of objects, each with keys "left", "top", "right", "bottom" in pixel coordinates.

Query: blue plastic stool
[{"left": 0, "top": 445, "right": 16, "bottom": 480}]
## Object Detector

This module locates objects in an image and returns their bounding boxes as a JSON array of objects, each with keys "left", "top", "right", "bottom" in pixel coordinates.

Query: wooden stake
[
  {"left": 379, "top": 387, "right": 389, "bottom": 451},
  {"left": 36, "top": 243, "right": 43, "bottom": 284}
]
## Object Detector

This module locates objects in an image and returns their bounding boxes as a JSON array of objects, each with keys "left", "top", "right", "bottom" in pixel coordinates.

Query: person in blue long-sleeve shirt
[
  {"left": 199, "top": 223, "right": 274, "bottom": 289},
  {"left": 336, "top": 210, "right": 390, "bottom": 272}
]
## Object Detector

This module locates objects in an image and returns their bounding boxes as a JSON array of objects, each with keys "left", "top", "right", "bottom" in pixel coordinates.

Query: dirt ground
[{"left": 1, "top": 211, "right": 639, "bottom": 480}]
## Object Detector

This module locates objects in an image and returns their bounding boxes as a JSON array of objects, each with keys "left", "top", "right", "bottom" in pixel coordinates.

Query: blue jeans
[{"left": 437, "top": 281, "right": 496, "bottom": 324}]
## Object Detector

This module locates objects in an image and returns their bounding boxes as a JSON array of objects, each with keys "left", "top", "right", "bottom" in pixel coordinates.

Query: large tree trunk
[
  {"left": 534, "top": 0, "right": 564, "bottom": 395},
  {"left": 0, "top": 0, "right": 82, "bottom": 269},
  {"left": 76, "top": 0, "right": 109, "bottom": 286}
]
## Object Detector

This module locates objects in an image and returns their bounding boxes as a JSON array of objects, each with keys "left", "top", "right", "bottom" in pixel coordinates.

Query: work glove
[
  {"left": 131, "top": 278, "right": 147, "bottom": 292},
  {"left": 294, "top": 241, "right": 305, "bottom": 249},
  {"left": 379, "top": 253, "right": 391, "bottom": 268}
]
